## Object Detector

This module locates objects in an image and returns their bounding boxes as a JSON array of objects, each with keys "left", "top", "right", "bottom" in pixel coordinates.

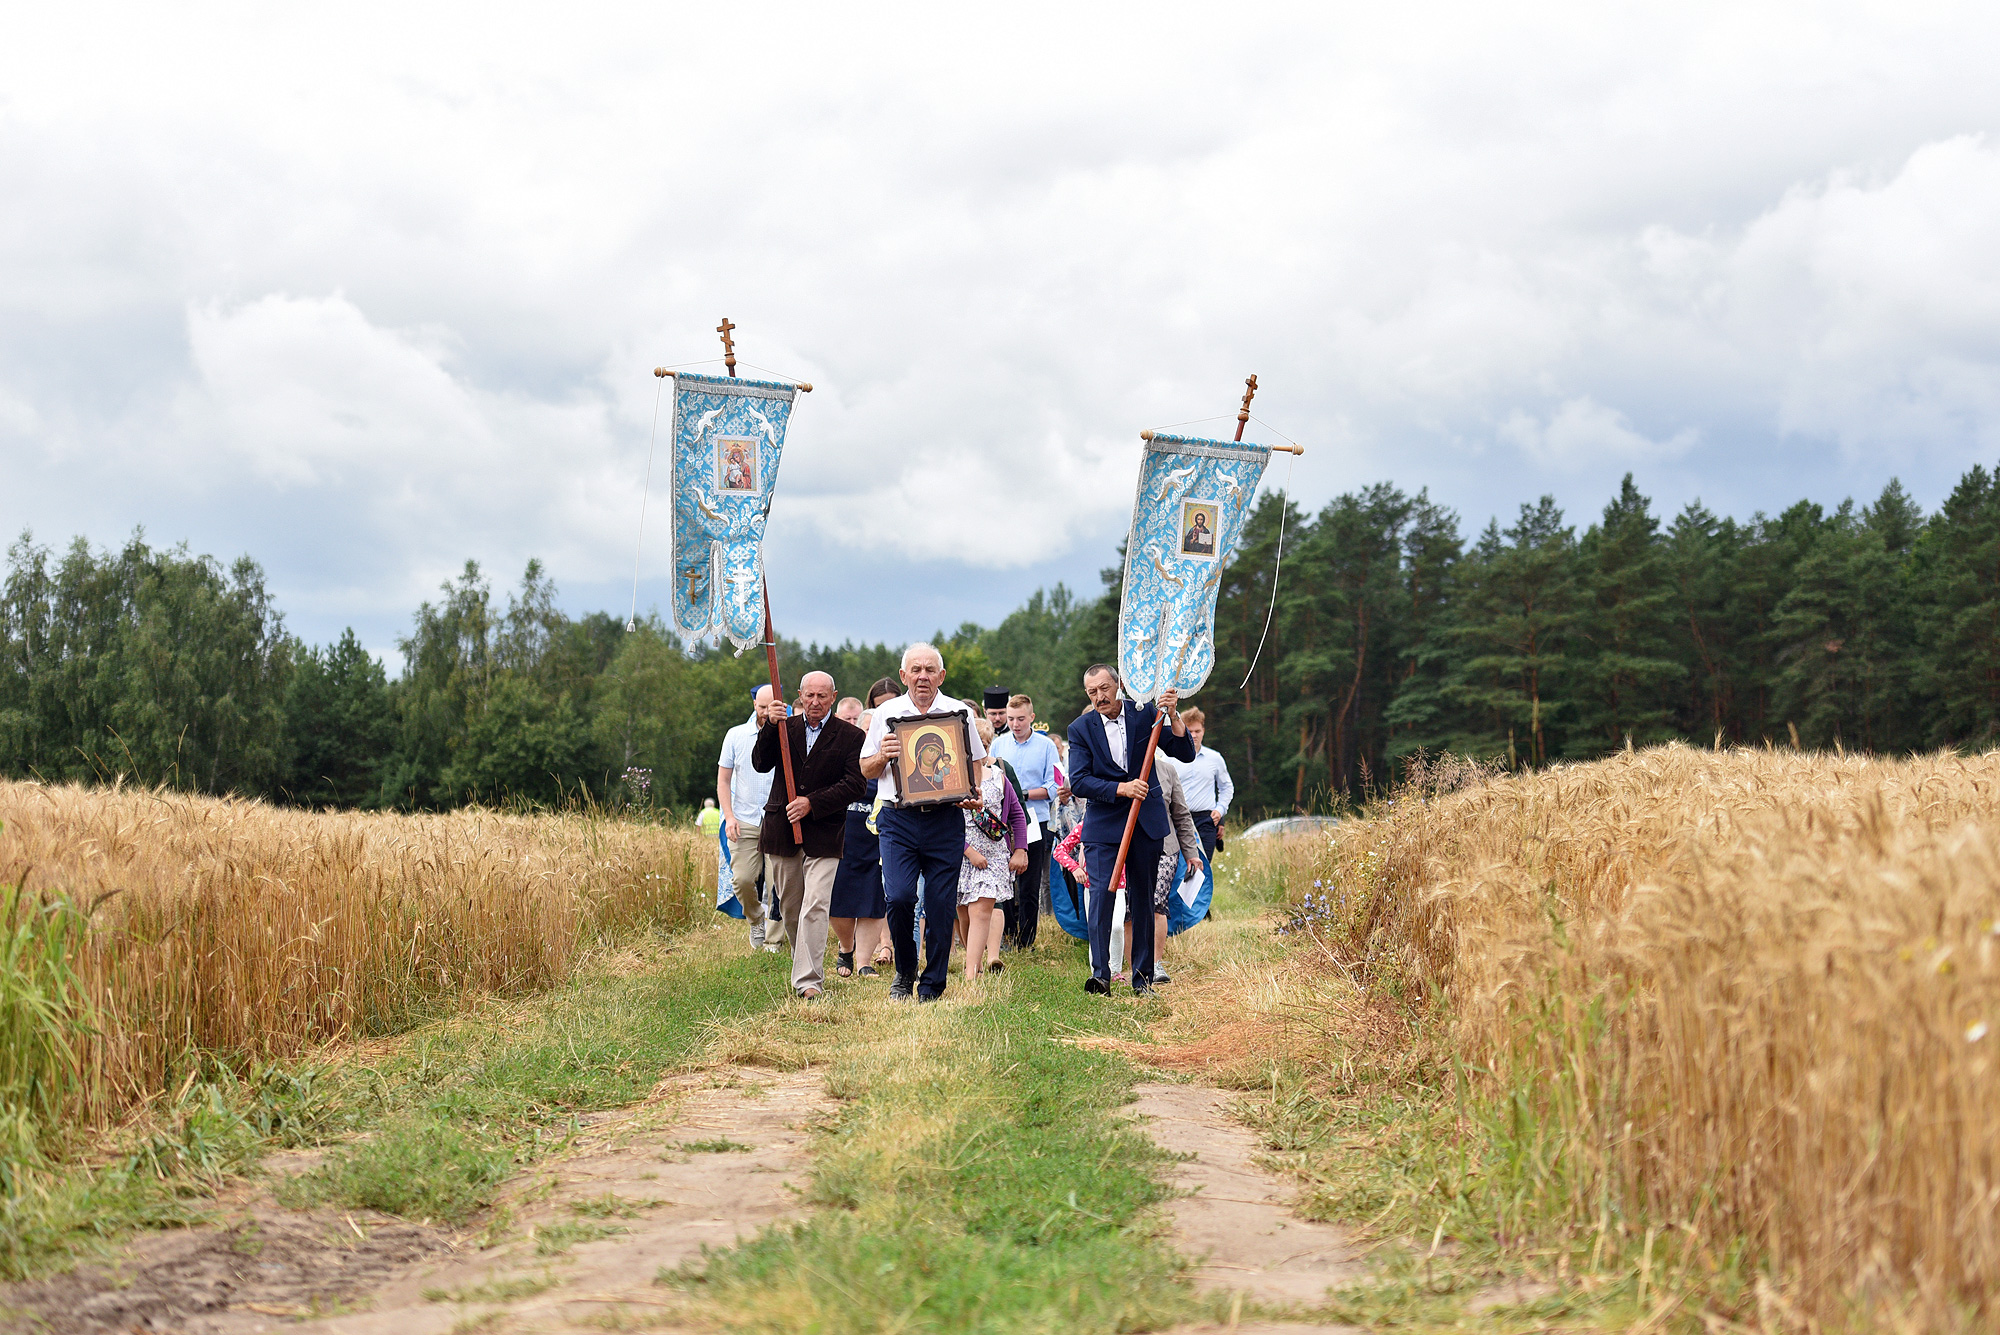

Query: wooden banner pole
[
  {"left": 719, "top": 315, "right": 804, "bottom": 846},
  {"left": 1104, "top": 374, "right": 1259, "bottom": 907},
  {"left": 1104, "top": 636, "right": 1193, "bottom": 903},
  {"left": 762, "top": 584, "right": 805, "bottom": 845},
  {"left": 1235, "top": 374, "right": 1257, "bottom": 442}
]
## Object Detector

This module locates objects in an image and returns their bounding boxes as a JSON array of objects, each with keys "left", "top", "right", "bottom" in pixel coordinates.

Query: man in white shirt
[
  {"left": 718, "top": 685, "right": 787, "bottom": 951},
  {"left": 859, "top": 643, "right": 988, "bottom": 1001},
  {"left": 1174, "top": 707, "right": 1235, "bottom": 864},
  {"left": 990, "top": 693, "right": 1059, "bottom": 950}
]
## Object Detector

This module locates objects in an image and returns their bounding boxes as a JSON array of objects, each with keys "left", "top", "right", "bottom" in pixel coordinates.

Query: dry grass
[
  {"left": 1069, "top": 921, "right": 1417, "bottom": 1094},
  {"left": 0, "top": 780, "right": 712, "bottom": 1136},
  {"left": 1264, "top": 743, "right": 2000, "bottom": 1326}
]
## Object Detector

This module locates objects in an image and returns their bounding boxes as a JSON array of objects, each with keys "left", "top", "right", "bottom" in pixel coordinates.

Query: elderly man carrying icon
[
  {"left": 752, "top": 671, "right": 868, "bottom": 1000},
  {"left": 859, "top": 643, "right": 988, "bottom": 1002}
]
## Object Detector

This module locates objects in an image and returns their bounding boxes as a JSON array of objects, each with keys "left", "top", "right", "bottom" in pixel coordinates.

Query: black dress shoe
[
  {"left": 889, "top": 975, "right": 915, "bottom": 1000},
  {"left": 1083, "top": 977, "right": 1111, "bottom": 996},
  {"left": 1132, "top": 983, "right": 1158, "bottom": 998}
]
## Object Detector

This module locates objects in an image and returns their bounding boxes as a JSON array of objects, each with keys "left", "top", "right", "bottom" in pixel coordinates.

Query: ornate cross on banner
[
  {"left": 1235, "top": 374, "right": 1259, "bottom": 442},
  {"left": 716, "top": 317, "right": 737, "bottom": 377}
]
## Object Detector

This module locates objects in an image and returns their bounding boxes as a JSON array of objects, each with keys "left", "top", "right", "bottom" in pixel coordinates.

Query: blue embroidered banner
[
  {"left": 1117, "top": 432, "right": 1273, "bottom": 703},
  {"left": 668, "top": 371, "right": 799, "bottom": 650}
]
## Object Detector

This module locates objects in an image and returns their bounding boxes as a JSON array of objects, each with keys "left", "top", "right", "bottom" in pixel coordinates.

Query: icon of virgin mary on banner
[
  {"left": 668, "top": 371, "right": 799, "bottom": 650},
  {"left": 1116, "top": 432, "right": 1274, "bottom": 704}
]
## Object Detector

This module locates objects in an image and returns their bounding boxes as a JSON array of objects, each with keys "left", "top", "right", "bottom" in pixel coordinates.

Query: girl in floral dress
[{"left": 958, "top": 718, "right": 1027, "bottom": 979}]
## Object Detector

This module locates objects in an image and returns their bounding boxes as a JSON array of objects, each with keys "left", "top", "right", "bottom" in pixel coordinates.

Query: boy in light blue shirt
[{"left": 990, "top": 693, "right": 1060, "bottom": 950}]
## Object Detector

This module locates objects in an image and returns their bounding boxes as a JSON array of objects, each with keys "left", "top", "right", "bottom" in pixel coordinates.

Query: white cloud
[
  {"left": 2, "top": 2, "right": 2000, "bottom": 650},
  {"left": 1499, "top": 398, "right": 1701, "bottom": 467}
]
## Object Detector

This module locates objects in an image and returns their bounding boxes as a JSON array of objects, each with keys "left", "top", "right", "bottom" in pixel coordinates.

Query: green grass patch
[
  {"left": 0, "top": 930, "right": 797, "bottom": 1276},
  {"left": 534, "top": 1219, "right": 625, "bottom": 1256},
  {"left": 661, "top": 943, "right": 1222, "bottom": 1334},
  {"left": 0, "top": 1160, "right": 205, "bottom": 1282},
  {"left": 675, "top": 1138, "right": 751, "bottom": 1154},
  {"left": 275, "top": 935, "right": 791, "bottom": 1223},
  {"left": 424, "top": 1272, "right": 559, "bottom": 1303},
  {"left": 277, "top": 1118, "right": 513, "bottom": 1224},
  {"left": 570, "top": 1192, "right": 663, "bottom": 1219}
]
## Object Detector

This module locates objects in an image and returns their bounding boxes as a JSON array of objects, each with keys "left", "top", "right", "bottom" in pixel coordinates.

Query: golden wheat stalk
[
  {"left": 1261, "top": 744, "right": 2000, "bottom": 1323},
  {"left": 0, "top": 781, "right": 713, "bottom": 1134}
]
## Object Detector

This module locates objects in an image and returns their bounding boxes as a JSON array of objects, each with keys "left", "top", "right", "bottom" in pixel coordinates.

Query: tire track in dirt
[
  {"left": 1, "top": 1069, "right": 829, "bottom": 1335},
  {"left": 1128, "top": 1082, "right": 1370, "bottom": 1335}
]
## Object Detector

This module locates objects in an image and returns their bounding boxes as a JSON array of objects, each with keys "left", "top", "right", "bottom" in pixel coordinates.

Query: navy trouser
[
  {"left": 1193, "top": 812, "right": 1219, "bottom": 862},
  {"left": 1084, "top": 834, "right": 1162, "bottom": 991},
  {"left": 1003, "top": 834, "right": 1049, "bottom": 950},
  {"left": 880, "top": 805, "right": 965, "bottom": 999}
]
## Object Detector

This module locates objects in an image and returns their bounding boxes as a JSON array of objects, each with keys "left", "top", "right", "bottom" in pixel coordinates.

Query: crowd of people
[{"left": 702, "top": 642, "right": 1234, "bottom": 1002}]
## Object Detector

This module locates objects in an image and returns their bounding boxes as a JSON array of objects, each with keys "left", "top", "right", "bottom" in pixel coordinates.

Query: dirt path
[
  {"left": 1129, "top": 1082, "right": 1370, "bottom": 1335},
  {"left": 2, "top": 1069, "right": 829, "bottom": 1335},
  {"left": 14, "top": 1049, "right": 1389, "bottom": 1335}
]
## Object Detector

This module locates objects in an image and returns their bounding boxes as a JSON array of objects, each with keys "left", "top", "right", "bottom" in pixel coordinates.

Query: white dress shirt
[
  {"left": 717, "top": 715, "right": 774, "bottom": 820},
  {"left": 1098, "top": 708, "right": 1128, "bottom": 773},
  {"left": 859, "top": 690, "right": 988, "bottom": 802},
  {"left": 1175, "top": 746, "right": 1234, "bottom": 816}
]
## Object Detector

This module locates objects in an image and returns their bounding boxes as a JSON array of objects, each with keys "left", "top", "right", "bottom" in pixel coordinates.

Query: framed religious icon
[
  {"left": 1179, "top": 499, "right": 1219, "bottom": 560},
  {"left": 885, "top": 709, "right": 977, "bottom": 809},
  {"left": 715, "top": 436, "right": 759, "bottom": 494}
]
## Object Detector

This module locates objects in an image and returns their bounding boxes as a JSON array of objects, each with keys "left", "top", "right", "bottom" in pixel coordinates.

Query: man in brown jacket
[{"left": 753, "top": 670, "right": 868, "bottom": 999}]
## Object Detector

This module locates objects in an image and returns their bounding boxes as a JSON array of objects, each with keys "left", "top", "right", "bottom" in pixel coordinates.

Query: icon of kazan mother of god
[{"left": 907, "top": 735, "right": 956, "bottom": 795}]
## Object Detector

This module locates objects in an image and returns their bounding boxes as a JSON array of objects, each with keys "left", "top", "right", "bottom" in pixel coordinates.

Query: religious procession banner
[
  {"left": 668, "top": 371, "right": 799, "bottom": 650},
  {"left": 1116, "top": 432, "right": 1274, "bottom": 703}
]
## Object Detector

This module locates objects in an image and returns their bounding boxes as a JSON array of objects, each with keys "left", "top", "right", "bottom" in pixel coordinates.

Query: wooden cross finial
[
  {"left": 716, "top": 317, "right": 737, "bottom": 377},
  {"left": 1235, "top": 374, "right": 1259, "bottom": 441}
]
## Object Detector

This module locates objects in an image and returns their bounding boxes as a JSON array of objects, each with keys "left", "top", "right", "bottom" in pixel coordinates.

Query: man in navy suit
[{"left": 1065, "top": 663, "right": 1197, "bottom": 995}]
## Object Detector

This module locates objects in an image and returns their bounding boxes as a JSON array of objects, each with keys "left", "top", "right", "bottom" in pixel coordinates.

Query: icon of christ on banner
[
  {"left": 716, "top": 437, "right": 758, "bottom": 494},
  {"left": 1180, "top": 500, "right": 1218, "bottom": 559}
]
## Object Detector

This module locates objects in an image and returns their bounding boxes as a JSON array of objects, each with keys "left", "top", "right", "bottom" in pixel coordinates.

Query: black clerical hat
[{"left": 983, "top": 686, "right": 1009, "bottom": 710}]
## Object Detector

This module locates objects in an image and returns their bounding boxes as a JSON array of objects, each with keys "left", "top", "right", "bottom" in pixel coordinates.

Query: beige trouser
[
  {"left": 729, "top": 833, "right": 787, "bottom": 947},
  {"left": 767, "top": 852, "right": 838, "bottom": 994}
]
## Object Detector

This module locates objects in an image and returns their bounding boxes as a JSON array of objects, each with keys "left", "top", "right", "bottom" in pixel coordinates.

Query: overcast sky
[{"left": 5, "top": 2, "right": 2000, "bottom": 662}]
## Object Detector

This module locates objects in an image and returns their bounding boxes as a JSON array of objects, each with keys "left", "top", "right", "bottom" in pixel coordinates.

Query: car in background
[{"left": 1237, "top": 815, "right": 1342, "bottom": 840}]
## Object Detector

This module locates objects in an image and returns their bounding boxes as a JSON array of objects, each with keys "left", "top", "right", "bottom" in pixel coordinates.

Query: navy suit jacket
[{"left": 1067, "top": 701, "right": 1198, "bottom": 844}]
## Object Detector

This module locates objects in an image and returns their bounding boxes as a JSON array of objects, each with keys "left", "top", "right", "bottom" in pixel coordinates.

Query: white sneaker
[{"left": 749, "top": 924, "right": 765, "bottom": 950}]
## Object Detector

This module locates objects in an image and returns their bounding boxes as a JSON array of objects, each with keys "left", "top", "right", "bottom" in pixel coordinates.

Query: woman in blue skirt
[{"left": 830, "top": 676, "right": 899, "bottom": 978}]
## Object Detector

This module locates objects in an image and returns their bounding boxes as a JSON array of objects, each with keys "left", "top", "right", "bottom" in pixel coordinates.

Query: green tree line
[
  {"left": 0, "top": 533, "right": 1107, "bottom": 812},
  {"left": 5, "top": 459, "right": 1998, "bottom": 816}
]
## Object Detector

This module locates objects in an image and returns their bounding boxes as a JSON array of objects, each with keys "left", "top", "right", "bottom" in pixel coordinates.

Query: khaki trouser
[
  {"left": 766, "top": 852, "right": 838, "bottom": 994},
  {"left": 729, "top": 832, "right": 787, "bottom": 947}
]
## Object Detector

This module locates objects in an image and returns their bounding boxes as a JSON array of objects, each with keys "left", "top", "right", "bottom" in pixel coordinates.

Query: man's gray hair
[
  {"left": 1082, "top": 663, "right": 1120, "bottom": 685},
  {"left": 901, "top": 642, "right": 943, "bottom": 671},
  {"left": 801, "top": 670, "right": 836, "bottom": 691}
]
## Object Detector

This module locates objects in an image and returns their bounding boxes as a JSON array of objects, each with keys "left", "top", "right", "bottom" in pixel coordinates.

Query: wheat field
[
  {"left": 1266, "top": 745, "right": 2000, "bottom": 1324},
  {"left": 0, "top": 781, "right": 711, "bottom": 1141}
]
